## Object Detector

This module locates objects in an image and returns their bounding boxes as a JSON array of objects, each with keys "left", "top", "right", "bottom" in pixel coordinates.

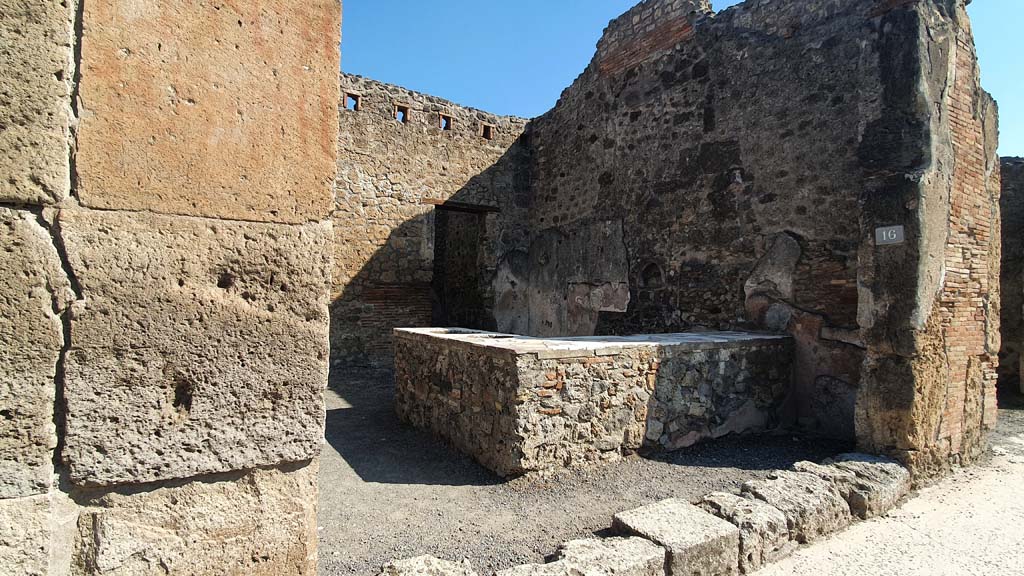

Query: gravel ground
[{"left": 316, "top": 369, "right": 852, "bottom": 576}]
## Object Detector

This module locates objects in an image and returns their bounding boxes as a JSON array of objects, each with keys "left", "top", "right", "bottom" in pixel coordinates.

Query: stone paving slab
[
  {"left": 699, "top": 492, "right": 795, "bottom": 574},
  {"left": 613, "top": 498, "right": 740, "bottom": 576},
  {"left": 496, "top": 537, "right": 665, "bottom": 576},
  {"left": 740, "top": 471, "right": 851, "bottom": 543}
]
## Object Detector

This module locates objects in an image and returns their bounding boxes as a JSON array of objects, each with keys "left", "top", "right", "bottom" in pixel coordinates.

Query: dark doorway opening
[{"left": 432, "top": 205, "right": 488, "bottom": 329}]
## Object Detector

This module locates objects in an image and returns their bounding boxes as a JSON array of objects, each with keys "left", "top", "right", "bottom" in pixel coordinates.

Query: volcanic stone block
[
  {"left": 740, "top": 471, "right": 851, "bottom": 543},
  {"left": 496, "top": 537, "right": 665, "bottom": 576},
  {"left": 380, "top": 556, "right": 479, "bottom": 576},
  {"left": 59, "top": 208, "right": 331, "bottom": 486},
  {"left": 831, "top": 453, "right": 912, "bottom": 518},
  {"left": 0, "top": 491, "right": 78, "bottom": 576},
  {"left": 699, "top": 492, "right": 795, "bottom": 574},
  {"left": 0, "top": 0, "right": 75, "bottom": 205},
  {"left": 73, "top": 461, "right": 318, "bottom": 576},
  {"left": 75, "top": 1, "right": 341, "bottom": 224},
  {"left": 0, "top": 208, "right": 74, "bottom": 498},
  {"left": 613, "top": 498, "right": 740, "bottom": 576}
]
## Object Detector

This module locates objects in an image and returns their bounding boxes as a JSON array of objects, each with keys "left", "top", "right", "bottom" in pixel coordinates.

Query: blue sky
[{"left": 341, "top": 0, "right": 1020, "bottom": 155}]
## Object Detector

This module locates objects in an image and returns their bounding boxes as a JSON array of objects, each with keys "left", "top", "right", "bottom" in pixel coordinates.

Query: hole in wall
[
  {"left": 217, "top": 272, "right": 235, "bottom": 290},
  {"left": 395, "top": 105, "right": 410, "bottom": 124},
  {"left": 440, "top": 113, "right": 453, "bottom": 131},
  {"left": 639, "top": 263, "right": 665, "bottom": 289},
  {"left": 172, "top": 377, "right": 195, "bottom": 414},
  {"left": 345, "top": 93, "right": 361, "bottom": 111},
  {"left": 481, "top": 124, "right": 495, "bottom": 140}
]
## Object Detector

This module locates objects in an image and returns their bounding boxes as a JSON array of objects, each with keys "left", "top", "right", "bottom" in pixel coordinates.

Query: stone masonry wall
[
  {"left": 505, "top": 0, "right": 872, "bottom": 439},
  {"left": 999, "top": 157, "right": 1024, "bottom": 392},
  {"left": 0, "top": 2, "right": 341, "bottom": 574},
  {"left": 395, "top": 329, "right": 792, "bottom": 477},
  {"left": 332, "top": 74, "right": 529, "bottom": 368},
  {"left": 855, "top": 0, "right": 1000, "bottom": 478}
]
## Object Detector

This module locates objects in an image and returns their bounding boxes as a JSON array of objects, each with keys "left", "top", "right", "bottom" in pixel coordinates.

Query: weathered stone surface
[
  {"left": 0, "top": 0, "right": 75, "bottom": 205},
  {"left": 496, "top": 537, "right": 665, "bottom": 576},
  {"left": 396, "top": 328, "right": 791, "bottom": 477},
  {"left": 829, "top": 453, "right": 912, "bottom": 519},
  {"left": 332, "top": 73, "right": 529, "bottom": 367},
  {"left": 699, "top": 492, "right": 795, "bottom": 574},
  {"left": 71, "top": 461, "right": 318, "bottom": 576},
  {"left": 75, "top": 1, "right": 341, "bottom": 223},
  {"left": 59, "top": 208, "right": 331, "bottom": 486},
  {"left": 613, "top": 498, "right": 740, "bottom": 576},
  {"left": 379, "top": 556, "right": 478, "bottom": 576},
  {"left": 0, "top": 207, "right": 74, "bottom": 498},
  {"left": 0, "top": 490, "right": 79, "bottom": 576},
  {"left": 741, "top": 471, "right": 851, "bottom": 543}
]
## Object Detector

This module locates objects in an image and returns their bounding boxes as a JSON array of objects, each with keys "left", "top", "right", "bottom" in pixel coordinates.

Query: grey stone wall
[
  {"left": 394, "top": 329, "right": 792, "bottom": 477},
  {"left": 491, "top": 0, "right": 875, "bottom": 440},
  {"left": 332, "top": 74, "right": 529, "bottom": 368},
  {"left": 1000, "top": 157, "right": 1024, "bottom": 392}
]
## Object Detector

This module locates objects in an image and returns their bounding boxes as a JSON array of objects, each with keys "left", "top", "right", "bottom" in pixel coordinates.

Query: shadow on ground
[{"left": 317, "top": 369, "right": 854, "bottom": 576}]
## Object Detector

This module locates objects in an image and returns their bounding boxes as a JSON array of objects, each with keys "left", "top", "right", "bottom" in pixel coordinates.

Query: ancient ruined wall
[
  {"left": 506, "top": 0, "right": 874, "bottom": 439},
  {"left": 394, "top": 329, "right": 792, "bottom": 477},
  {"left": 332, "top": 74, "right": 529, "bottom": 367},
  {"left": 855, "top": 0, "right": 1000, "bottom": 478},
  {"left": 1, "top": 1, "right": 340, "bottom": 574},
  {"left": 999, "top": 157, "right": 1024, "bottom": 392}
]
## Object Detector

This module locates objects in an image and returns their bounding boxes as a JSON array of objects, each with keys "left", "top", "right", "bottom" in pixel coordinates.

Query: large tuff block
[
  {"left": 380, "top": 556, "right": 478, "bottom": 576},
  {"left": 0, "top": 0, "right": 74, "bottom": 205},
  {"left": 792, "top": 455, "right": 910, "bottom": 520},
  {"left": 496, "top": 537, "right": 665, "bottom": 576},
  {"left": 59, "top": 208, "right": 331, "bottom": 486},
  {"left": 613, "top": 498, "right": 740, "bottom": 576},
  {"left": 699, "top": 492, "right": 795, "bottom": 574},
  {"left": 75, "top": 1, "right": 341, "bottom": 223},
  {"left": 0, "top": 208, "right": 74, "bottom": 498},
  {"left": 740, "top": 471, "right": 851, "bottom": 543},
  {"left": 830, "top": 454, "right": 911, "bottom": 519},
  {"left": 0, "top": 491, "right": 78, "bottom": 576},
  {"left": 72, "top": 462, "right": 318, "bottom": 576}
]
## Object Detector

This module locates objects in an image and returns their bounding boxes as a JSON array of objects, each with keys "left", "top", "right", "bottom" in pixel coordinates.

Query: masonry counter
[{"left": 394, "top": 328, "right": 794, "bottom": 477}]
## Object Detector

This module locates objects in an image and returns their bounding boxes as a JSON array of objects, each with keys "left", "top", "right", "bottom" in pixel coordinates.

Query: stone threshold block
[
  {"left": 795, "top": 454, "right": 912, "bottom": 519},
  {"left": 699, "top": 492, "right": 795, "bottom": 574},
  {"left": 740, "top": 471, "right": 851, "bottom": 544},
  {"left": 496, "top": 537, "right": 665, "bottom": 576},
  {"left": 379, "top": 556, "right": 478, "bottom": 576},
  {"left": 59, "top": 208, "right": 332, "bottom": 487},
  {"left": 73, "top": 461, "right": 319, "bottom": 576},
  {"left": 613, "top": 498, "right": 740, "bottom": 576},
  {"left": 394, "top": 328, "right": 792, "bottom": 477}
]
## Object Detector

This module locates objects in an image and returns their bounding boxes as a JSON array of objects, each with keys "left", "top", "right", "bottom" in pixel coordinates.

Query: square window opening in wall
[
  {"left": 345, "top": 93, "right": 361, "bottom": 111},
  {"left": 481, "top": 124, "right": 495, "bottom": 140},
  {"left": 395, "top": 104, "right": 410, "bottom": 124},
  {"left": 440, "top": 113, "right": 453, "bottom": 131}
]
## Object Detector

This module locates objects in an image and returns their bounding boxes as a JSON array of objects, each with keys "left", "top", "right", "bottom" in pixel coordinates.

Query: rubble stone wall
[
  {"left": 0, "top": 1, "right": 341, "bottom": 574},
  {"left": 394, "top": 329, "right": 792, "bottom": 477},
  {"left": 332, "top": 74, "right": 529, "bottom": 368},
  {"left": 503, "top": 0, "right": 872, "bottom": 440},
  {"left": 999, "top": 157, "right": 1024, "bottom": 392}
]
